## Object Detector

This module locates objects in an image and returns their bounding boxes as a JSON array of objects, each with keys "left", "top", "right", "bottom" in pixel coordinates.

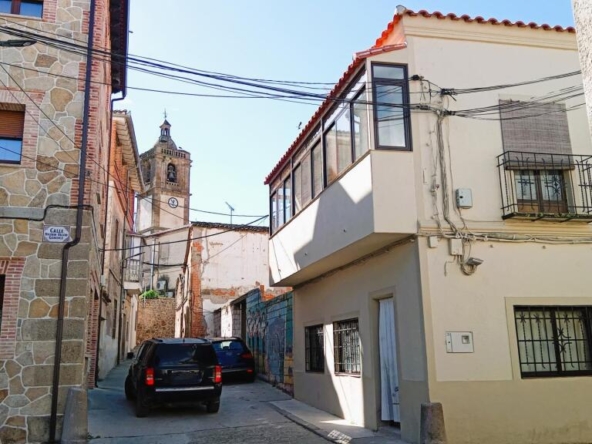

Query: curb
[{"left": 269, "top": 403, "right": 340, "bottom": 443}]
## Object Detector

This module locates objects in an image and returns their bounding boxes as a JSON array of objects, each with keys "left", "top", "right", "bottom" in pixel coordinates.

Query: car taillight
[
  {"left": 145, "top": 368, "right": 154, "bottom": 386},
  {"left": 214, "top": 365, "right": 222, "bottom": 384},
  {"left": 241, "top": 352, "right": 253, "bottom": 359}
]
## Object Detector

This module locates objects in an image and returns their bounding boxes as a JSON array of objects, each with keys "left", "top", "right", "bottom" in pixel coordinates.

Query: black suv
[{"left": 125, "top": 338, "right": 222, "bottom": 417}]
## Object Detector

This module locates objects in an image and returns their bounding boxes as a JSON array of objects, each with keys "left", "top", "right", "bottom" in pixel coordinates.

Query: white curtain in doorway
[{"left": 379, "top": 297, "right": 400, "bottom": 422}]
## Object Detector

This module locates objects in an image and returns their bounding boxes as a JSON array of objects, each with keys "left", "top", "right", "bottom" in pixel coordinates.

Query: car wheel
[
  {"left": 124, "top": 375, "right": 135, "bottom": 400},
  {"left": 135, "top": 389, "right": 150, "bottom": 417},
  {"left": 206, "top": 398, "right": 220, "bottom": 413}
]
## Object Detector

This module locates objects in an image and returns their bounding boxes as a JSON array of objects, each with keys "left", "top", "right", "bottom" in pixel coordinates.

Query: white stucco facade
[{"left": 268, "top": 9, "right": 592, "bottom": 444}]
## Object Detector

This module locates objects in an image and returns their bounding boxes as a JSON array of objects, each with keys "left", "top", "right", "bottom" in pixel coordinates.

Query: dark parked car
[
  {"left": 125, "top": 338, "right": 222, "bottom": 417},
  {"left": 210, "top": 337, "right": 256, "bottom": 382}
]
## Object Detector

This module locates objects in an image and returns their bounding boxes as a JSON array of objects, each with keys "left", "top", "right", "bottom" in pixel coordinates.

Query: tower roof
[{"left": 155, "top": 118, "right": 178, "bottom": 150}]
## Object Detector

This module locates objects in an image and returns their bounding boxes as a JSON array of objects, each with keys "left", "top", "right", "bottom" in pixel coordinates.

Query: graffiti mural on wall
[{"left": 246, "top": 290, "right": 293, "bottom": 395}]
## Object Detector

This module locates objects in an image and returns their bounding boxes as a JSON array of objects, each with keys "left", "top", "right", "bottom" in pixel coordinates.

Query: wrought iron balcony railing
[{"left": 497, "top": 151, "right": 592, "bottom": 221}]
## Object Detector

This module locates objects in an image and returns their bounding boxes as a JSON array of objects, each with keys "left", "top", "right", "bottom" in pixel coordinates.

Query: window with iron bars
[
  {"left": 514, "top": 306, "right": 592, "bottom": 377},
  {"left": 333, "top": 319, "right": 360, "bottom": 375},
  {"left": 305, "top": 325, "right": 324, "bottom": 373}
]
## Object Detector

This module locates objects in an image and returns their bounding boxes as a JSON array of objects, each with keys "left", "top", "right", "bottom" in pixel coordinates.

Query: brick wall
[
  {"left": 0, "top": 258, "right": 25, "bottom": 359},
  {"left": 136, "top": 298, "right": 176, "bottom": 345}
]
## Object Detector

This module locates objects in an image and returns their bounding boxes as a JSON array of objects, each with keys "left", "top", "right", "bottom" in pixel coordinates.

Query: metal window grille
[
  {"left": 333, "top": 319, "right": 361, "bottom": 374},
  {"left": 514, "top": 306, "right": 592, "bottom": 377},
  {"left": 497, "top": 151, "right": 592, "bottom": 221},
  {"left": 305, "top": 325, "right": 324, "bottom": 372}
]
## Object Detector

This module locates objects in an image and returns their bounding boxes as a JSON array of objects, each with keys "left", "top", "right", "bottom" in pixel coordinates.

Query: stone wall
[
  {"left": 135, "top": 298, "right": 176, "bottom": 345},
  {"left": 0, "top": 0, "right": 115, "bottom": 441}
]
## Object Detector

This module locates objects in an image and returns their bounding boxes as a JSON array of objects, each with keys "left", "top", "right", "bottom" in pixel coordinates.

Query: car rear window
[
  {"left": 155, "top": 343, "right": 217, "bottom": 366},
  {"left": 212, "top": 340, "right": 245, "bottom": 353}
]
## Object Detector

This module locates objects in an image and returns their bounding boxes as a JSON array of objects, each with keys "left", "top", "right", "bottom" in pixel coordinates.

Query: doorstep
[{"left": 270, "top": 399, "right": 408, "bottom": 444}]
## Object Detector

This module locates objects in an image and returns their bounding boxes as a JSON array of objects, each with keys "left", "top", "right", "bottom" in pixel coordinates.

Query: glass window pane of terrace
[
  {"left": 353, "top": 90, "right": 369, "bottom": 159},
  {"left": 336, "top": 110, "right": 352, "bottom": 174},
  {"left": 325, "top": 125, "right": 338, "bottom": 184},
  {"left": 376, "top": 84, "right": 405, "bottom": 147},
  {"left": 312, "top": 143, "right": 322, "bottom": 198}
]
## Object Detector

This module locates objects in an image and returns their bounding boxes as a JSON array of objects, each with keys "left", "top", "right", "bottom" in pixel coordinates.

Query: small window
[
  {"left": 0, "top": 110, "right": 25, "bottom": 164},
  {"left": 372, "top": 64, "right": 411, "bottom": 150},
  {"left": 305, "top": 325, "right": 324, "bottom": 372},
  {"left": 333, "top": 318, "right": 361, "bottom": 375},
  {"left": 0, "top": 0, "right": 43, "bottom": 17},
  {"left": 514, "top": 306, "right": 592, "bottom": 377}
]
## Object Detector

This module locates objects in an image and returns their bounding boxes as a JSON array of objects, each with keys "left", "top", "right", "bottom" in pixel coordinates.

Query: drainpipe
[{"left": 49, "top": 0, "right": 97, "bottom": 441}]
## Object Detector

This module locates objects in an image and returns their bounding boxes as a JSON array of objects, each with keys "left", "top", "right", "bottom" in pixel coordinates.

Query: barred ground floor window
[
  {"left": 514, "top": 306, "right": 592, "bottom": 377},
  {"left": 333, "top": 318, "right": 360, "bottom": 375}
]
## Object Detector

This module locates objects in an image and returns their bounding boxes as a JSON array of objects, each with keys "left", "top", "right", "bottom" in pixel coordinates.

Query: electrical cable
[{"left": 101, "top": 215, "right": 269, "bottom": 252}]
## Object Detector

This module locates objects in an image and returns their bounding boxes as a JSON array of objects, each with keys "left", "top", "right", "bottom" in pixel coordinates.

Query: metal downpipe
[{"left": 49, "top": 0, "right": 97, "bottom": 440}]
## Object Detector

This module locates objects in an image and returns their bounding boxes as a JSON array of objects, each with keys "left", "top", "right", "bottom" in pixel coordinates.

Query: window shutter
[
  {"left": 0, "top": 111, "right": 25, "bottom": 139},
  {"left": 0, "top": 110, "right": 25, "bottom": 139},
  {"left": 499, "top": 100, "right": 572, "bottom": 155}
]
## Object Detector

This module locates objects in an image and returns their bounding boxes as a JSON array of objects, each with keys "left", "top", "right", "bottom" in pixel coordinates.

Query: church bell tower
[{"left": 136, "top": 119, "right": 191, "bottom": 234}]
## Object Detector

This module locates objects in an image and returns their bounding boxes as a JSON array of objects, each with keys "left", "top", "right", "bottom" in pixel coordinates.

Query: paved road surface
[{"left": 88, "top": 362, "right": 327, "bottom": 444}]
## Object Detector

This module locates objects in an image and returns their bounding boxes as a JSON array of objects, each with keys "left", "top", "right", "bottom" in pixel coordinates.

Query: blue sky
[{"left": 119, "top": 0, "right": 576, "bottom": 225}]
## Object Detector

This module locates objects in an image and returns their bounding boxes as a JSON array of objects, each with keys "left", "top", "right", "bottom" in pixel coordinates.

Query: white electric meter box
[
  {"left": 446, "top": 331, "right": 474, "bottom": 353},
  {"left": 449, "top": 238, "right": 463, "bottom": 256},
  {"left": 455, "top": 188, "right": 473, "bottom": 209}
]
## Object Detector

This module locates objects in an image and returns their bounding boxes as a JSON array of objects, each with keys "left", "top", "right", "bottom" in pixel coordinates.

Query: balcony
[
  {"left": 269, "top": 150, "right": 417, "bottom": 287},
  {"left": 497, "top": 151, "right": 592, "bottom": 222},
  {"left": 124, "top": 258, "right": 142, "bottom": 293}
]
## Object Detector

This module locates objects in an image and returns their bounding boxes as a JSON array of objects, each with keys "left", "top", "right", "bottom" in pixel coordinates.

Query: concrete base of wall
[
  {"left": 420, "top": 402, "right": 447, "bottom": 444},
  {"left": 61, "top": 387, "right": 88, "bottom": 444}
]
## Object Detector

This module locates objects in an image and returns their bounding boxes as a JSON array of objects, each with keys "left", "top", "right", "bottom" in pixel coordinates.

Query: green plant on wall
[{"left": 140, "top": 289, "right": 160, "bottom": 300}]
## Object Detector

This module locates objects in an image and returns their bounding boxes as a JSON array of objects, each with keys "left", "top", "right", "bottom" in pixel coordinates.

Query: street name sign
[{"left": 43, "top": 225, "right": 71, "bottom": 243}]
